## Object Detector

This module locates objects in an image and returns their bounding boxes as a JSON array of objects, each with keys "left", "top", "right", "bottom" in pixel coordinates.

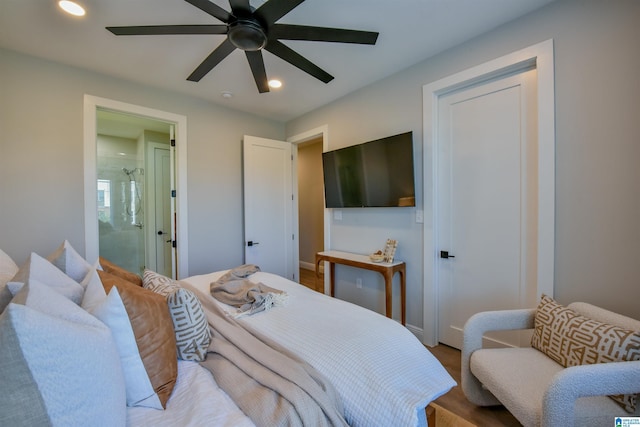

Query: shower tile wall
[{"left": 97, "top": 134, "right": 145, "bottom": 274}]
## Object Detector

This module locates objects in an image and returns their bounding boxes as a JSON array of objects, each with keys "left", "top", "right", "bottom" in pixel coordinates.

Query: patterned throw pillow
[
  {"left": 531, "top": 294, "right": 640, "bottom": 412},
  {"left": 143, "top": 270, "right": 211, "bottom": 362}
]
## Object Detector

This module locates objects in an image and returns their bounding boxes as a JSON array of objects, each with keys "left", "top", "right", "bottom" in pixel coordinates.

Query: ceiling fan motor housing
[{"left": 228, "top": 18, "right": 267, "bottom": 51}]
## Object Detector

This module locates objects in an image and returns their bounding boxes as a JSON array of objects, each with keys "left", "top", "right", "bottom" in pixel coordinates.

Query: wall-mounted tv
[{"left": 322, "top": 131, "right": 415, "bottom": 208}]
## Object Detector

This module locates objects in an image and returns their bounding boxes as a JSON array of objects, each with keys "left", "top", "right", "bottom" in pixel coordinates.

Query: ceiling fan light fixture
[
  {"left": 228, "top": 19, "right": 267, "bottom": 51},
  {"left": 268, "top": 79, "right": 282, "bottom": 89},
  {"left": 58, "top": 1, "right": 86, "bottom": 17}
]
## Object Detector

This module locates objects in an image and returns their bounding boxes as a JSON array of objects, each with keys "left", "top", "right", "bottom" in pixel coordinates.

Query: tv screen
[{"left": 322, "top": 131, "right": 415, "bottom": 208}]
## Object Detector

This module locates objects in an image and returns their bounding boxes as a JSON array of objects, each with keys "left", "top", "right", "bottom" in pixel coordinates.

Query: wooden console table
[{"left": 315, "top": 250, "right": 406, "bottom": 325}]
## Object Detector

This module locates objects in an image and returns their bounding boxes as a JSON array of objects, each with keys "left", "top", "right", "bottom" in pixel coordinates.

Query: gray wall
[
  {"left": 0, "top": 48, "right": 285, "bottom": 275},
  {"left": 287, "top": 0, "right": 640, "bottom": 323}
]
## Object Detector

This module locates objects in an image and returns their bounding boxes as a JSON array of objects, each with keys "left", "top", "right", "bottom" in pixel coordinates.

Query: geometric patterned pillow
[
  {"left": 531, "top": 294, "right": 640, "bottom": 413},
  {"left": 143, "top": 269, "right": 211, "bottom": 362}
]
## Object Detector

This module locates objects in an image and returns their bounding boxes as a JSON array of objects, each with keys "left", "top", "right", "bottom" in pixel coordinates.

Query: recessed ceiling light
[
  {"left": 221, "top": 91, "right": 233, "bottom": 99},
  {"left": 59, "top": 1, "right": 86, "bottom": 17},
  {"left": 268, "top": 79, "right": 282, "bottom": 89}
]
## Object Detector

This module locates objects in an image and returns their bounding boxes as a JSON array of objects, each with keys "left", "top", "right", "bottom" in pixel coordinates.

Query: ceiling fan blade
[
  {"left": 184, "top": 0, "right": 233, "bottom": 23},
  {"left": 254, "top": 0, "right": 305, "bottom": 25},
  {"left": 229, "top": 0, "right": 252, "bottom": 17},
  {"left": 107, "top": 25, "right": 228, "bottom": 36},
  {"left": 265, "top": 39, "right": 333, "bottom": 84},
  {"left": 245, "top": 51, "right": 270, "bottom": 93},
  {"left": 270, "top": 24, "right": 378, "bottom": 44},
  {"left": 187, "top": 38, "right": 237, "bottom": 82}
]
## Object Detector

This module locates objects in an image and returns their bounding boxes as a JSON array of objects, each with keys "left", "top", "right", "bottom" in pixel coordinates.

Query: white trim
[
  {"left": 83, "top": 95, "right": 190, "bottom": 278},
  {"left": 422, "top": 40, "right": 555, "bottom": 346},
  {"left": 288, "top": 125, "right": 330, "bottom": 294}
]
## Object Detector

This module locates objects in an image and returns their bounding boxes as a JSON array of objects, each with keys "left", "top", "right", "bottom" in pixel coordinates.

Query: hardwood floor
[
  {"left": 427, "top": 344, "right": 521, "bottom": 426},
  {"left": 299, "top": 267, "right": 324, "bottom": 293}
]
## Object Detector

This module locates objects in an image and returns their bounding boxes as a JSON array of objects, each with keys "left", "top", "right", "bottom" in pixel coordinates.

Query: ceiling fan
[{"left": 106, "top": 0, "right": 379, "bottom": 93}]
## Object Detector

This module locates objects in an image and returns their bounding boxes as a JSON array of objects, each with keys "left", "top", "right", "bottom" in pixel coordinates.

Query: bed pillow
[
  {"left": 99, "top": 256, "right": 143, "bottom": 287},
  {"left": 143, "top": 269, "right": 211, "bottom": 362},
  {"left": 531, "top": 294, "right": 640, "bottom": 412},
  {"left": 47, "top": 239, "right": 93, "bottom": 283},
  {"left": 8, "top": 252, "right": 84, "bottom": 304},
  {"left": 82, "top": 268, "right": 164, "bottom": 409},
  {"left": 0, "top": 280, "right": 126, "bottom": 426},
  {"left": 0, "top": 248, "right": 19, "bottom": 313},
  {"left": 99, "top": 270, "right": 177, "bottom": 408}
]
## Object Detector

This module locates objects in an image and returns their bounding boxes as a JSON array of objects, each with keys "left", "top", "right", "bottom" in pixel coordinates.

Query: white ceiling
[{"left": 0, "top": 0, "right": 555, "bottom": 122}]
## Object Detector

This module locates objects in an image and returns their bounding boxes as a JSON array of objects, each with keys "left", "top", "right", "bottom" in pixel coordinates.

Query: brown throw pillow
[
  {"left": 98, "top": 270, "right": 177, "bottom": 408},
  {"left": 99, "top": 257, "right": 143, "bottom": 287},
  {"left": 531, "top": 294, "right": 640, "bottom": 412}
]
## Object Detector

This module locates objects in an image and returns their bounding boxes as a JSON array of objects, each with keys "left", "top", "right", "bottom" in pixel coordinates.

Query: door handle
[
  {"left": 440, "top": 250, "right": 455, "bottom": 259},
  {"left": 247, "top": 240, "right": 260, "bottom": 247},
  {"left": 157, "top": 230, "right": 165, "bottom": 235}
]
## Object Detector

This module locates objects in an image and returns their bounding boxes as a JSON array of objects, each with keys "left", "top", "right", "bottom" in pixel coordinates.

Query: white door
[
  {"left": 438, "top": 69, "right": 538, "bottom": 349},
  {"left": 152, "top": 145, "right": 172, "bottom": 277},
  {"left": 243, "top": 136, "right": 294, "bottom": 279}
]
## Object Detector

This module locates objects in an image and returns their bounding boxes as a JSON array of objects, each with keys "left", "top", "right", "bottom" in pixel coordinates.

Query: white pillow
[
  {"left": 0, "top": 248, "right": 19, "bottom": 313},
  {"left": 81, "top": 268, "right": 163, "bottom": 409},
  {"left": 47, "top": 240, "right": 93, "bottom": 283},
  {"left": 8, "top": 252, "right": 84, "bottom": 304},
  {"left": 0, "top": 280, "right": 126, "bottom": 426}
]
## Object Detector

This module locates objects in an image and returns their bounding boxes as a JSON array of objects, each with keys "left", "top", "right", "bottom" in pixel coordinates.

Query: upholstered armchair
[{"left": 461, "top": 298, "right": 640, "bottom": 426}]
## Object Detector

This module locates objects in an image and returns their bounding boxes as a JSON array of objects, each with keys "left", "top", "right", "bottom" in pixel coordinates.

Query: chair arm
[
  {"left": 461, "top": 308, "right": 536, "bottom": 406},
  {"left": 463, "top": 308, "right": 536, "bottom": 355},
  {"left": 542, "top": 360, "right": 640, "bottom": 427}
]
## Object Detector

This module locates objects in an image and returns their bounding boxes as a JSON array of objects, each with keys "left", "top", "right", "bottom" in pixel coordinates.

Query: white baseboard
[
  {"left": 300, "top": 261, "right": 323, "bottom": 274},
  {"left": 406, "top": 324, "right": 424, "bottom": 341}
]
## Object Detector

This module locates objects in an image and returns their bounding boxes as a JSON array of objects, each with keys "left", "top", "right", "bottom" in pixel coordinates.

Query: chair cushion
[
  {"left": 470, "top": 347, "right": 634, "bottom": 426},
  {"left": 531, "top": 295, "right": 640, "bottom": 412}
]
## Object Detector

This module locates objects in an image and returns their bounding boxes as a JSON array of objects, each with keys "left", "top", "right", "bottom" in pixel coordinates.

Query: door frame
[
  {"left": 288, "top": 125, "right": 330, "bottom": 293},
  {"left": 422, "top": 40, "right": 555, "bottom": 346},
  {"left": 83, "top": 95, "right": 189, "bottom": 278},
  {"left": 145, "top": 142, "right": 171, "bottom": 275}
]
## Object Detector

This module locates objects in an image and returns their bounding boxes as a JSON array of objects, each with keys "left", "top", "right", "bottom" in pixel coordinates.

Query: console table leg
[{"left": 329, "top": 262, "right": 336, "bottom": 297}]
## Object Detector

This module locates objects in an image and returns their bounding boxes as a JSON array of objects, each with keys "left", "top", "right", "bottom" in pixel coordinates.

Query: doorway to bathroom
[{"left": 96, "top": 109, "right": 172, "bottom": 277}]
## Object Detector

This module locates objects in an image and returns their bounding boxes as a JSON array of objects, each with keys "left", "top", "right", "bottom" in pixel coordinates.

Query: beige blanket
[
  {"left": 210, "top": 264, "right": 288, "bottom": 317},
  {"left": 182, "top": 282, "right": 347, "bottom": 427}
]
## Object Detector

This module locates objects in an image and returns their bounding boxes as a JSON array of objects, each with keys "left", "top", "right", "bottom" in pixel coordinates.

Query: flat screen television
[{"left": 322, "top": 131, "right": 415, "bottom": 208}]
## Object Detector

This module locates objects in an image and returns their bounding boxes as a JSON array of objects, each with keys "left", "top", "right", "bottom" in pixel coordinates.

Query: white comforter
[{"left": 184, "top": 270, "right": 455, "bottom": 427}]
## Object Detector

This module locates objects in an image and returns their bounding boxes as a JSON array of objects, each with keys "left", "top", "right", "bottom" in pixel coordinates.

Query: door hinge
[
  {"left": 292, "top": 234, "right": 295, "bottom": 240},
  {"left": 172, "top": 240, "right": 177, "bottom": 248},
  {"left": 171, "top": 190, "right": 176, "bottom": 198},
  {"left": 170, "top": 139, "right": 176, "bottom": 147}
]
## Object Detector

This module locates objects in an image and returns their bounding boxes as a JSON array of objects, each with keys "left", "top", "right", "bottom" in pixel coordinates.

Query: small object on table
[{"left": 369, "top": 252, "right": 384, "bottom": 262}]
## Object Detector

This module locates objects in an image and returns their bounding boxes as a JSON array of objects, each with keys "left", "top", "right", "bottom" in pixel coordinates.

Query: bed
[{"left": 0, "top": 243, "right": 455, "bottom": 427}]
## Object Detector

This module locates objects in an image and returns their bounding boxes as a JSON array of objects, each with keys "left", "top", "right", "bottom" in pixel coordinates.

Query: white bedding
[
  {"left": 184, "top": 270, "right": 455, "bottom": 427},
  {"left": 127, "top": 360, "right": 254, "bottom": 427}
]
